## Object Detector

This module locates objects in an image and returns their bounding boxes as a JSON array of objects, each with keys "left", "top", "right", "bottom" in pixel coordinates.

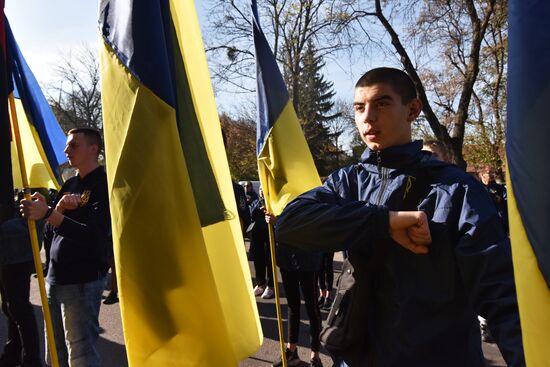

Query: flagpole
[
  {"left": 8, "top": 93, "right": 60, "bottom": 367},
  {"left": 264, "top": 191, "right": 288, "bottom": 367}
]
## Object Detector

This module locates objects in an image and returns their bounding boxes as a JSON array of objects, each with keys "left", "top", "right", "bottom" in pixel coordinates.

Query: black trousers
[
  {"left": 318, "top": 252, "right": 334, "bottom": 292},
  {"left": 250, "top": 228, "right": 273, "bottom": 288},
  {"left": 280, "top": 269, "right": 321, "bottom": 352},
  {"left": 0, "top": 261, "right": 42, "bottom": 367}
]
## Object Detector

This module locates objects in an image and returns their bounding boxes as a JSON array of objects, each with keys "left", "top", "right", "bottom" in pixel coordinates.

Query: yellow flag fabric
[
  {"left": 507, "top": 2, "right": 550, "bottom": 365},
  {"left": 5, "top": 18, "right": 66, "bottom": 190},
  {"left": 252, "top": 2, "right": 321, "bottom": 215},
  {"left": 258, "top": 102, "right": 321, "bottom": 215},
  {"left": 98, "top": 0, "right": 262, "bottom": 365},
  {"left": 10, "top": 97, "right": 60, "bottom": 190},
  {"left": 507, "top": 170, "right": 550, "bottom": 367}
]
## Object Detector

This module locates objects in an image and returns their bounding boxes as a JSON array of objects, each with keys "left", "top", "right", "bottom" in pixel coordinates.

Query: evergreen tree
[{"left": 286, "top": 41, "right": 341, "bottom": 176}]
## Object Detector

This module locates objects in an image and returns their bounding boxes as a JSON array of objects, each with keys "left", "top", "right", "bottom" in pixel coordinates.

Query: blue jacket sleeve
[
  {"left": 453, "top": 181, "right": 524, "bottom": 366},
  {"left": 276, "top": 180, "right": 390, "bottom": 253}
]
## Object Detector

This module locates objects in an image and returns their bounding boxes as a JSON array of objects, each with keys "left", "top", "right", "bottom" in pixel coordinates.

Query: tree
[
  {"left": 463, "top": 1, "right": 507, "bottom": 179},
  {"left": 220, "top": 113, "right": 258, "bottom": 180},
  {"left": 48, "top": 46, "right": 102, "bottom": 135},
  {"left": 292, "top": 40, "right": 342, "bottom": 175},
  {"left": 205, "top": 0, "right": 352, "bottom": 100},
  {"left": 324, "top": 0, "right": 502, "bottom": 170}
]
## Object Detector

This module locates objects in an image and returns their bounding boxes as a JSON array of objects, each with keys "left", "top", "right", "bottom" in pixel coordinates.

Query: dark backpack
[{"left": 320, "top": 167, "right": 435, "bottom": 365}]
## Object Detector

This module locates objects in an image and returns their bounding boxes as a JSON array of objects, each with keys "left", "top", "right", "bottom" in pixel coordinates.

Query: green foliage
[
  {"left": 288, "top": 41, "right": 342, "bottom": 176},
  {"left": 220, "top": 114, "right": 258, "bottom": 181}
]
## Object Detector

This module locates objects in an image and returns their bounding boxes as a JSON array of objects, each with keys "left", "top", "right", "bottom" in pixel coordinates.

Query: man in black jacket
[
  {"left": 276, "top": 68, "right": 524, "bottom": 366},
  {"left": 21, "top": 128, "right": 110, "bottom": 367}
]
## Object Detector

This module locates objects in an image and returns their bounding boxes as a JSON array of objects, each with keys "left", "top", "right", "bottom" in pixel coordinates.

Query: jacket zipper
[{"left": 375, "top": 151, "right": 389, "bottom": 205}]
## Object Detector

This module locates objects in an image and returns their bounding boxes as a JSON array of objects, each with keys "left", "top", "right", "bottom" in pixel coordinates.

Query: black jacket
[
  {"left": 44, "top": 166, "right": 111, "bottom": 285},
  {"left": 276, "top": 141, "right": 524, "bottom": 367}
]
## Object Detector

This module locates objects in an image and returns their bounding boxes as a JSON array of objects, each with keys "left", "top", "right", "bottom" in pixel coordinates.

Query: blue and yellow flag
[
  {"left": 252, "top": 0, "right": 320, "bottom": 215},
  {"left": 98, "top": 1, "right": 262, "bottom": 365},
  {"left": 3, "top": 17, "right": 66, "bottom": 190},
  {"left": 507, "top": 1, "right": 550, "bottom": 366}
]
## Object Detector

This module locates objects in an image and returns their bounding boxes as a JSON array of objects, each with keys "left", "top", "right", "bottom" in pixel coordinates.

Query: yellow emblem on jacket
[{"left": 80, "top": 190, "right": 91, "bottom": 207}]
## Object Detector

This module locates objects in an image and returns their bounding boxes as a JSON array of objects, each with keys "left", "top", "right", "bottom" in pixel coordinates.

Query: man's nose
[{"left": 364, "top": 103, "right": 377, "bottom": 123}]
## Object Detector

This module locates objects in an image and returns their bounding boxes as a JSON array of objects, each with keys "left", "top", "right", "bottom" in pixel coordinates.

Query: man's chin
[{"left": 366, "top": 142, "right": 382, "bottom": 151}]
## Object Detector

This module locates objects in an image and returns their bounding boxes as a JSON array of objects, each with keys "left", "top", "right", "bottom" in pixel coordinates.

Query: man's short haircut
[
  {"left": 68, "top": 127, "right": 103, "bottom": 154},
  {"left": 355, "top": 67, "right": 418, "bottom": 104}
]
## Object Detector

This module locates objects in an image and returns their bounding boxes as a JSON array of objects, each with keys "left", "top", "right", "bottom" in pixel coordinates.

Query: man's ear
[
  {"left": 407, "top": 98, "right": 423, "bottom": 122},
  {"left": 90, "top": 144, "right": 99, "bottom": 156}
]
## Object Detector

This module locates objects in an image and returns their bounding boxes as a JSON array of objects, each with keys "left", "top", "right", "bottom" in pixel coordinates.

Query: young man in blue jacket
[
  {"left": 20, "top": 128, "right": 110, "bottom": 367},
  {"left": 276, "top": 67, "right": 524, "bottom": 367}
]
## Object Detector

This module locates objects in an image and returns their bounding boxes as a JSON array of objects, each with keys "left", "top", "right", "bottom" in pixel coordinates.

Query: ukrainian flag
[
  {"left": 252, "top": 0, "right": 320, "bottom": 215},
  {"left": 3, "top": 17, "right": 66, "bottom": 190},
  {"left": 507, "top": 1, "right": 550, "bottom": 365},
  {"left": 98, "top": 1, "right": 262, "bottom": 365}
]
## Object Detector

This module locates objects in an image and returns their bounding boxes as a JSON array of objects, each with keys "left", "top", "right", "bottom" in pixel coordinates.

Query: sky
[{"left": 4, "top": 1, "right": 363, "bottom": 115}]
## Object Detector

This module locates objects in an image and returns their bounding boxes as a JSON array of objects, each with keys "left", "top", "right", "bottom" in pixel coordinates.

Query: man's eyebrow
[
  {"left": 353, "top": 102, "right": 364, "bottom": 106},
  {"left": 373, "top": 95, "right": 394, "bottom": 102}
]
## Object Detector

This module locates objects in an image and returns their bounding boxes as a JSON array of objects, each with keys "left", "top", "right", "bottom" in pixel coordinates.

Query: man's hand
[
  {"left": 265, "top": 212, "right": 277, "bottom": 225},
  {"left": 389, "top": 211, "right": 431, "bottom": 254},
  {"left": 55, "top": 193, "right": 81, "bottom": 213},
  {"left": 19, "top": 192, "right": 48, "bottom": 220}
]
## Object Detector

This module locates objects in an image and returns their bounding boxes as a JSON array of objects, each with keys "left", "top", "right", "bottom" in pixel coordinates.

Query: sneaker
[
  {"left": 261, "top": 286, "right": 274, "bottom": 299},
  {"left": 253, "top": 285, "right": 266, "bottom": 297},
  {"left": 103, "top": 290, "right": 119, "bottom": 305},
  {"left": 322, "top": 297, "right": 333, "bottom": 311},
  {"left": 310, "top": 356, "right": 323, "bottom": 367},
  {"left": 317, "top": 296, "right": 325, "bottom": 308},
  {"left": 272, "top": 348, "right": 301, "bottom": 367}
]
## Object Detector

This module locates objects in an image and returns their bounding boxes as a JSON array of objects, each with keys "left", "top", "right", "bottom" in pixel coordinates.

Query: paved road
[{"left": 1, "top": 248, "right": 507, "bottom": 366}]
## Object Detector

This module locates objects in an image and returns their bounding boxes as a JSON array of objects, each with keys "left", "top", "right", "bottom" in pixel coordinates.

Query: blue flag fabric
[
  {"left": 5, "top": 18, "right": 66, "bottom": 187},
  {"left": 507, "top": 1, "right": 550, "bottom": 366},
  {"left": 507, "top": 0, "right": 550, "bottom": 287}
]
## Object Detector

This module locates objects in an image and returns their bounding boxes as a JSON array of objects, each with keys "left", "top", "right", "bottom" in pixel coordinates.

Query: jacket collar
[{"left": 360, "top": 140, "right": 424, "bottom": 169}]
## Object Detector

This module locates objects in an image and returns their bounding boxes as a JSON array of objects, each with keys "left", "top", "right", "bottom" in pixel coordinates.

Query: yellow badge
[
  {"left": 80, "top": 190, "right": 91, "bottom": 207},
  {"left": 403, "top": 176, "right": 416, "bottom": 200}
]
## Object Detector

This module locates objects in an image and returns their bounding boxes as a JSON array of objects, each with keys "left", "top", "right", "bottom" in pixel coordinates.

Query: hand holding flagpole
[{"left": 8, "top": 94, "right": 59, "bottom": 367}]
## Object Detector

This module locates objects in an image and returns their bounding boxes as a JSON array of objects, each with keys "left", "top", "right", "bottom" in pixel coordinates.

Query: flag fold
[
  {"left": 99, "top": 1, "right": 262, "bottom": 365},
  {"left": 507, "top": 1, "right": 550, "bottom": 366},
  {"left": 252, "top": 0, "right": 321, "bottom": 215}
]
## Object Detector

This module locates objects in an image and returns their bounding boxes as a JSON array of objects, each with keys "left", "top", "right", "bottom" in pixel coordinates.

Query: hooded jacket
[{"left": 276, "top": 140, "right": 524, "bottom": 367}]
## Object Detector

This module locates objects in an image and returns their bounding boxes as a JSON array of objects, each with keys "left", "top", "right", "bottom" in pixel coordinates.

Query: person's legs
[
  {"left": 273, "top": 270, "right": 301, "bottom": 367},
  {"left": 250, "top": 233, "right": 267, "bottom": 287},
  {"left": 45, "top": 281, "right": 69, "bottom": 367},
  {"left": 321, "top": 253, "right": 335, "bottom": 310},
  {"left": 44, "top": 282, "right": 69, "bottom": 367},
  {"left": 0, "top": 267, "right": 22, "bottom": 367},
  {"left": 103, "top": 258, "right": 118, "bottom": 305},
  {"left": 1, "top": 262, "right": 42, "bottom": 367},
  {"left": 52, "top": 277, "right": 105, "bottom": 367},
  {"left": 281, "top": 270, "right": 301, "bottom": 347},
  {"left": 298, "top": 271, "right": 322, "bottom": 358}
]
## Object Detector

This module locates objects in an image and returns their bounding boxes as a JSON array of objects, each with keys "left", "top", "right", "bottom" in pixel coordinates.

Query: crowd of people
[{"left": 1, "top": 67, "right": 522, "bottom": 367}]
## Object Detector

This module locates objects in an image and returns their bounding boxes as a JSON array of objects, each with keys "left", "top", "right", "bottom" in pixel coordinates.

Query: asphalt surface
[{"left": 0, "top": 247, "right": 507, "bottom": 366}]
